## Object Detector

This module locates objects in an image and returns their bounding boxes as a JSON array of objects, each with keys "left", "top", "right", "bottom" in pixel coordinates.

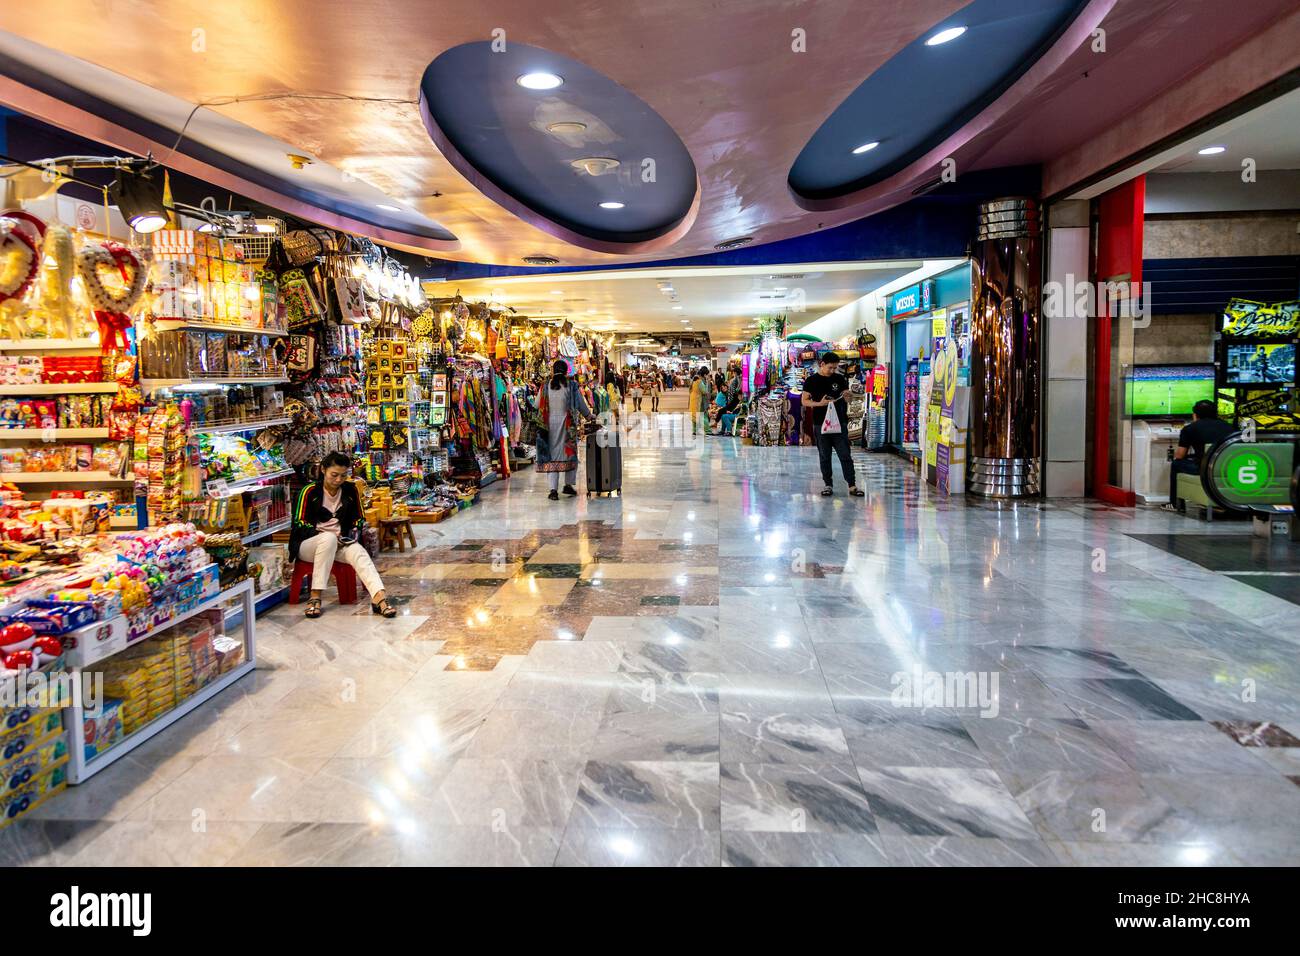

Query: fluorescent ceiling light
[
  {"left": 672, "top": 305, "right": 683, "bottom": 310},
  {"left": 376, "top": 203, "right": 402, "bottom": 211},
  {"left": 1197, "top": 145, "right": 1227, "bottom": 155},
  {"left": 517, "top": 72, "right": 563, "bottom": 90},
  {"left": 852, "top": 141, "right": 880, "bottom": 155},
  {"left": 926, "top": 26, "right": 966, "bottom": 45},
  {"left": 598, "top": 201, "right": 625, "bottom": 209}
]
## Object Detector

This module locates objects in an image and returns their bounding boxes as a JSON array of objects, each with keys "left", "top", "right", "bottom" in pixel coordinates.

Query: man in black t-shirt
[
  {"left": 1165, "top": 399, "right": 1235, "bottom": 511},
  {"left": 802, "top": 352, "right": 864, "bottom": 497}
]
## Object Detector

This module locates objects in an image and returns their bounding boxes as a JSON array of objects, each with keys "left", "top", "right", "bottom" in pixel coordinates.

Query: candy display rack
[{"left": 63, "top": 577, "right": 256, "bottom": 783}]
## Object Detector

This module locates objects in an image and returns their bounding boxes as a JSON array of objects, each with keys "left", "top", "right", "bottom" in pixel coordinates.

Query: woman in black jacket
[{"left": 290, "top": 452, "right": 395, "bottom": 618}]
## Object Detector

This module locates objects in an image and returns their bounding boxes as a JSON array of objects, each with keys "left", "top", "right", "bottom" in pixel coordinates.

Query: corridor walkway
[{"left": 5, "top": 409, "right": 1299, "bottom": 866}]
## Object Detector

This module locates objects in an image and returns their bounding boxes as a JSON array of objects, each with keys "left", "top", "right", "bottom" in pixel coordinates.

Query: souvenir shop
[
  {"left": 735, "top": 315, "right": 881, "bottom": 449},
  {"left": 0, "top": 127, "right": 621, "bottom": 826}
]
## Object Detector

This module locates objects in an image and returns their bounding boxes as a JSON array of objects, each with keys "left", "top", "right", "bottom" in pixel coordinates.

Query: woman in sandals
[
  {"left": 537, "top": 359, "right": 595, "bottom": 500},
  {"left": 290, "top": 451, "right": 397, "bottom": 618}
]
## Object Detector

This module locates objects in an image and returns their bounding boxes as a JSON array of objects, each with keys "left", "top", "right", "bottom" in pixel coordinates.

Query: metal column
[{"left": 968, "top": 198, "right": 1043, "bottom": 497}]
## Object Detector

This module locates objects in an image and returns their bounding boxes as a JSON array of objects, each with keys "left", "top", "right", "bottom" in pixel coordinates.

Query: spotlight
[
  {"left": 517, "top": 72, "right": 563, "bottom": 90},
  {"left": 110, "top": 166, "right": 168, "bottom": 233}
]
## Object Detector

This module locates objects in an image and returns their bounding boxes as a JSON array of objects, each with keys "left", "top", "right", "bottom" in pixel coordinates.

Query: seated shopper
[
  {"left": 290, "top": 451, "right": 395, "bottom": 618},
  {"left": 1164, "top": 399, "right": 1235, "bottom": 512}
]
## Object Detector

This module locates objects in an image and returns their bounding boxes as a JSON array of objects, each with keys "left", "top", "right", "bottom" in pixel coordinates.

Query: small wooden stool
[{"left": 378, "top": 517, "right": 417, "bottom": 552}]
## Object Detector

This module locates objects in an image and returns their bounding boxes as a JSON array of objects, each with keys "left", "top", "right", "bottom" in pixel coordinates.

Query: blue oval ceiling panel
[
  {"left": 789, "top": 0, "right": 1091, "bottom": 202},
  {"left": 420, "top": 42, "right": 698, "bottom": 248}
]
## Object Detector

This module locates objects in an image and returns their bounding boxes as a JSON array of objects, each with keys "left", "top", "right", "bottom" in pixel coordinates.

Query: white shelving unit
[
  {"left": 207, "top": 467, "right": 295, "bottom": 497},
  {"left": 0, "top": 428, "right": 110, "bottom": 440},
  {"left": 242, "top": 517, "right": 290, "bottom": 544},
  {"left": 143, "top": 377, "right": 289, "bottom": 394},
  {"left": 189, "top": 416, "right": 291, "bottom": 436},
  {"left": 150, "top": 321, "right": 289, "bottom": 337},
  {"left": 1, "top": 471, "right": 133, "bottom": 484},
  {"left": 0, "top": 338, "right": 102, "bottom": 351},
  {"left": 0, "top": 383, "right": 118, "bottom": 395},
  {"left": 65, "top": 578, "right": 257, "bottom": 783}
]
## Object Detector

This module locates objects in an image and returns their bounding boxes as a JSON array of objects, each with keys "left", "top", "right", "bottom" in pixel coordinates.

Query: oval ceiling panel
[
  {"left": 789, "top": 0, "right": 1091, "bottom": 202},
  {"left": 420, "top": 41, "right": 698, "bottom": 251}
]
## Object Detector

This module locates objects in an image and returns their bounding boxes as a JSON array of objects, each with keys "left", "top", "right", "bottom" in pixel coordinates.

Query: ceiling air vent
[
  {"left": 523, "top": 255, "right": 560, "bottom": 266},
  {"left": 715, "top": 236, "right": 753, "bottom": 251}
]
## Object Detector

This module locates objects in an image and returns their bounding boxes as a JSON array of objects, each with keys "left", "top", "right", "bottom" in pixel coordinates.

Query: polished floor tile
[{"left": 24, "top": 417, "right": 1300, "bottom": 865}]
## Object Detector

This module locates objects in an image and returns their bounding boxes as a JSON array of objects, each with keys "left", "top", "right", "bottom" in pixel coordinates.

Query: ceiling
[
  {"left": 1, "top": 0, "right": 1296, "bottom": 264},
  {"left": 1152, "top": 87, "right": 1300, "bottom": 174},
  {"left": 1070, "top": 84, "right": 1300, "bottom": 201},
  {"left": 430, "top": 261, "right": 918, "bottom": 343}
]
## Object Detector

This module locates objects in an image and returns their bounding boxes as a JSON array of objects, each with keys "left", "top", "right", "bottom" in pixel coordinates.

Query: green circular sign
[{"left": 1220, "top": 449, "right": 1274, "bottom": 496}]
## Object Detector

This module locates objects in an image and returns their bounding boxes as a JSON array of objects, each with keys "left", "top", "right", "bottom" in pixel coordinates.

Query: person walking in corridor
[{"left": 802, "top": 352, "right": 865, "bottom": 498}]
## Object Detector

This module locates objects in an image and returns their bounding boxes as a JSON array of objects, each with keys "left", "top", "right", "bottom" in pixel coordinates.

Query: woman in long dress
[{"left": 536, "top": 359, "right": 595, "bottom": 499}]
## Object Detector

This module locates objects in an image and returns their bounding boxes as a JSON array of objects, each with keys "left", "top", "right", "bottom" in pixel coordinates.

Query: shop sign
[{"left": 891, "top": 279, "right": 936, "bottom": 319}]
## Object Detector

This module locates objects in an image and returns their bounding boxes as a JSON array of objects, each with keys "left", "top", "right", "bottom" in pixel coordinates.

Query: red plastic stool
[{"left": 289, "top": 560, "right": 358, "bottom": 605}]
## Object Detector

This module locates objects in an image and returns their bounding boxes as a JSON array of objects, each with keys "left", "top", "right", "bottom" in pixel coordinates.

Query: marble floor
[{"left": 4, "top": 395, "right": 1300, "bottom": 866}]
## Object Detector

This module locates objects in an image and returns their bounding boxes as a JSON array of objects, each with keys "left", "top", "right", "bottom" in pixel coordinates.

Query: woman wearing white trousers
[{"left": 289, "top": 451, "right": 395, "bottom": 618}]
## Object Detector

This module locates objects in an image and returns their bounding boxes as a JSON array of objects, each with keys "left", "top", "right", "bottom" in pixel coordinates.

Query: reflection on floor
[
  {"left": 1128, "top": 533, "right": 1300, "bottom": 605},
  {"left": 4, "top": 404, "right": 1299, "bottom": 866}
]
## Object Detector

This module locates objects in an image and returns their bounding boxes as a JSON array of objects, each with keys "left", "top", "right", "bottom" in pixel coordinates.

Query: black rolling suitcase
[{"left": 586, "top": 428, "right": 622, "bottom": 496}]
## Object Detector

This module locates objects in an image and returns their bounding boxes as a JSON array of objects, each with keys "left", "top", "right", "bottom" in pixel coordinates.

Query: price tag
[{"left": 208, "top": 479, "right": 230, "bottom": 499}]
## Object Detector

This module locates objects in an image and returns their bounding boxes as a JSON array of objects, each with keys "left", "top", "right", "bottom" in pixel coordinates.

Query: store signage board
[{"left": 891, "top": 279, "right": 937, "bottom": 319}]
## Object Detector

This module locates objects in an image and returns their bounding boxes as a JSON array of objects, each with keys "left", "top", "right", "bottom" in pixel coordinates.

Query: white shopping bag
[{"left": 821, "top": 400, "right": 842, "bottom": 435}]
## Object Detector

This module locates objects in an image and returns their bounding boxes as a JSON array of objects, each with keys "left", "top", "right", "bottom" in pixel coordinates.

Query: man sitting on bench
[{"left": 1164, "top": 400, "right": 1234, "bottom": 513}]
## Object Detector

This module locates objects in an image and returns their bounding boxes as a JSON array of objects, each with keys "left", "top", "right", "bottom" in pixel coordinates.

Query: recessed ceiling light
[
  {"left": 926, "top": 25, "right": 966, "bottom": 45},
  {"left": 376, "top": 203, "right": 402, "bottom": 211},
  {"left": 546, "top": 121, "right": 587, "bottom": 135},
  {"left": 598, "top": 201, "right": 625, "bottom": 209},
  {"left": 1198, "top": 145, "right": 1227, "bottom": 155},
  {"left": 852, "top": 141, "right": 880, "bottom": 155},
  {"left": 517, "top": 72, "right": 563, "bottom": 90}
]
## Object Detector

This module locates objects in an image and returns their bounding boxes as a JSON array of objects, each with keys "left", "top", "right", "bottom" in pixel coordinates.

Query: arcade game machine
[{"left": 1216, "top": 298, "right": 1299, "bottom": 437}]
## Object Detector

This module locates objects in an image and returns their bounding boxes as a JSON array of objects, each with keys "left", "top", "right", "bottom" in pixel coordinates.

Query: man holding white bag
[{"left": 802, "top": 352, "right": 865, "bottom": 498}]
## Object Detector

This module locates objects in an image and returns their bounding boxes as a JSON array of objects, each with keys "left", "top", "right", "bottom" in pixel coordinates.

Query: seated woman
[
  {"left": 707, "top": 386, "right": 727, "bottom": 434},
  {"left": 290, "top": 451, "right": 396, "bottom": 619}
]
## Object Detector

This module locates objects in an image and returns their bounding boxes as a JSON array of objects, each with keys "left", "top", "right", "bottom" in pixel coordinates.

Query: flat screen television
[
  {"left": 1126, "top": 365, "right": 1216, "bottom": 417},
  {"left": 1223, "top": 342, "right": 1297, "bottom": 386}
]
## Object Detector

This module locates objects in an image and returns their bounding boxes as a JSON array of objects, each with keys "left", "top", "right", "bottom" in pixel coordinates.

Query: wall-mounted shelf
[
  {"left": 144, "top": 377, "right": 289, "bottom": 394},
  {"left": 151, "top": 321, "right": 289, "bottom": 337},
  {"left": 0, "top": 471, "right": 133, "bottom": 484},
  {"left": 0, "top": 338, "right": 102, "bottom": 351},
  {"left": 242, "top": 517, "right": 291, "bottom": 544},
  {"left": 205, "top": 467, "right": 295, "bottom": 497},
  {"left": 0, "top": 383, "right": 118, "bottom": 395},
  {"left": 0, "top": 428, "right": 110, "bottom": 440},
  {"left": 189, "top": 416, "right": 291, "bottom": 435}
]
